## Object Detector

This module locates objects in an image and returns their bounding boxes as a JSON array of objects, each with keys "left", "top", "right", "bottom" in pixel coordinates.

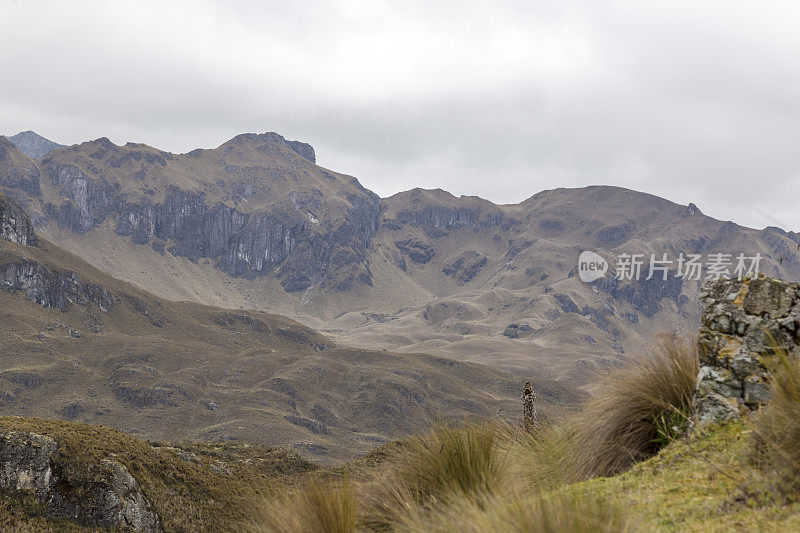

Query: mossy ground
[{"left": 564, "top": 421, "right": 800, "bottom": 531}]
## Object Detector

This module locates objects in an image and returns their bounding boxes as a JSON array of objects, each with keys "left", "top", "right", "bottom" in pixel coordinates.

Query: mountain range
[
  {"left": 2, "top": 130, "right": 799, "bottom": 394},
  {"left": 1, "top": 189, "right": 583, "bottom": 463}
]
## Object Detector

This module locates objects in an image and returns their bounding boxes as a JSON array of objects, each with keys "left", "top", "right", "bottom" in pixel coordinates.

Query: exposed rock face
[
  {"left": 284, "top": 415, "right": 331, "bottom": 435},
  {"left": 395, "top": 236, "right": 435, "bottom": 264},
  {"left": 0, "top": 195, "right": 115, "bottom": 310},
  {"left": 1, "top": 259, "right": 115, "bottom": 311},
  {"left": 0, "top": 137, "right": 42, "bottom": 207},
  {"left": 6, "top": 131, "right": 67, "bottom": 159},
  {"left": 595, "top": 268, "right": 684, "bottom": 318},
  {"left": 694, "top": 275, "right": 800, "bottom": 426},
  {"left": 0, "top": 431, "right": 161, "bottom": 531},
  {"left": 382, "top": 188, "right": 511, "bottom": 231},
  {"left": 2, "top": 133, "right": 380, "bottom": 292},
  {"left": 0, "top": 194, "right": 38, "bottom": 246},
  {"left": 0, "top": 431, "right": 57, "bottom": 495},
  {"left": 96, "top": 457, "right": 161, "bottom": 532},
  {"left": 442, "top": 251, "right": 487, "bottom": 284}
]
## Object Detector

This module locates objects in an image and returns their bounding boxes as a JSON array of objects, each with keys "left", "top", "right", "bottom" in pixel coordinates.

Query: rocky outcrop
[
  {"left": 0, "top": 431, "right": 57, "bottom": 495},
  {"left": 95, "top": 457, "right": 162, "bottom": 532},
  {"left": 0, "top": 193, "right": 116, "bottom": 311},
  {"left": 0, "top": 431, "right": 161, "bottom": 531},
  {"left": 694, "top": 275, "right": 800, "bottom": 426},
  {"left": 595, "top": 268, "right": 684, "bottom": 318},
  {"left": 0, "top": 194, "right": 38, "bottom": 246},
  {"left": 381, "top": 189, "right": 511, "bottom": 232},
  {"left": 395, "top": 236, "right": 435, "bottom": 264},
  {"left": 503, "top": 323, "right": 534, "bottom": 338},
  {"left": 284, "top": 415, "right": 331, "bottom": 435},
  {"left": 442, "top": 251, "right": 487, "bottom": 284},
  {"left": 1, "top": 259, "right": 115, "bottom": 311},
  {"left": 0, "top": 138, "right": 42, "bottom": 203}
]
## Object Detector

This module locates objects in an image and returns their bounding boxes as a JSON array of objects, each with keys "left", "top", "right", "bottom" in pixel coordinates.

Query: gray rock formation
[
  {"left": 96, "top": 457, "right": 161, "bottom": 532},
  {"left": 1, "top": 259, "right": 115, "bottom": 311},
  {"left": 395, "top": 236, "right": 436, "bottom": 264},
  {"left": 0, "top": 194, "right": 38, "bottom": 246},
  {"left": 6, "top": 131, "right": 67, "bottom": 159},
  {"left": 694, "top": 275, "right": 800, "bottom": 426},
  {"left": 12, "top": 133, "right": 380, "bottom": 292},
  {"left": 0, "top": 431, "right": 57, "bottom": 495},
  {"left": 0, "top": 431, "right": 161, "bottom": 531},
  {"left": 0, "top": 194, "right": 116, "bottom": 310}
]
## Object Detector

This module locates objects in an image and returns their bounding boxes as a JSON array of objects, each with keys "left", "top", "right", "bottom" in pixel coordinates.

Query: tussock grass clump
[
  {"left": 571, "top": 334, "right": 698, "bottom": 479},
  {"left": 497, "top": 420, "right": 578, "bottom": 490},
  {"left": 752, "top": 350, "right": 800, "bottom": 493},
  {"left": 403, "top": 490, "right": 635, "bottom": 533},
  {"left": 257, "top": 476, "right": 358, "bottom": 533},
  {"left": 362, "top": 422, "right": 509, "bottom": 529}
]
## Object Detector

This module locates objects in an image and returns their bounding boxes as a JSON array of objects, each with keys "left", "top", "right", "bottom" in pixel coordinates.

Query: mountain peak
[
  {"left": 223, "top": 132, "right": 316, "bottom": 163},
  {"left": 6, "top": 130, "right": 66, "bottom": 159}
]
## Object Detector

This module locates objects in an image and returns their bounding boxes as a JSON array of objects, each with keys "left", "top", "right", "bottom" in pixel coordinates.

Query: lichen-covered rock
[
  {"left": 0, "top": 194, "right": 38, "bottom": 246},
  {"left": 693, "top": 275, "right": 800, "bottom": 426},
  {"left": 0, "top": 431, "right": 57, "bottom": 495},
  {"left": 0, "top": 431, "right": 161, "bottom": 531},
  {"left": 96, "top": 457, "right": 161, "bottom": 532}
]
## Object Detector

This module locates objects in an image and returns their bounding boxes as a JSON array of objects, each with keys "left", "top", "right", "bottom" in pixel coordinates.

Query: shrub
[
  {"left": 570, "top": 334, "right": 698, "bottom": 479},
  {"left": 751, "top": 349, "right": 800, "bottom": 493},
  {"left": 257, "top": 476, "right": 358, "bottom": 533}
]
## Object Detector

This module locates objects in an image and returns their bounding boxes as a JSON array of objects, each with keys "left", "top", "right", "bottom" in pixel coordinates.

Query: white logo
[{"left": 578, "top": 251, "right": 608, "bottom": 282}]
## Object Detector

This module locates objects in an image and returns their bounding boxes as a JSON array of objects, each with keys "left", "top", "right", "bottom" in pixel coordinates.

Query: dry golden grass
[
  {"left": 256, "top": 476, "right": 359, "bottom": 533},
  {"left": 402, "top": 490, "right": 635, "bottom": 533},
  {"left": 752, "top": 349, "right": 800, "bottom": 494},
  {"left": 569, "top": 334, "right": 699, "bottom": 480},
  {"left": 360, "top": 422, "right": 509, "bottom": 530}
]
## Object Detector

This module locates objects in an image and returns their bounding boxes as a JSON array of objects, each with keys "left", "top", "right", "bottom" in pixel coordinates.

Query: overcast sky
[{"left": 2, "top": 0, "right": 799, "bottom": 231}]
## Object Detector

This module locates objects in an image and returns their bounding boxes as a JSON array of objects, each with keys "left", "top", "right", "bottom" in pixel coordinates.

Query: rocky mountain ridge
[
  {"left": 1, "top": 133, "right": 380, "bottom": 292},
  {"left": 2, "top": 131, "right": 800, "bottom": 384}
]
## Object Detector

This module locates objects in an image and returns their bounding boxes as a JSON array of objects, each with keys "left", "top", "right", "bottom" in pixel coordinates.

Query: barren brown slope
[{"left": 0, "top": 194, "right": 584, "bottom": 464}]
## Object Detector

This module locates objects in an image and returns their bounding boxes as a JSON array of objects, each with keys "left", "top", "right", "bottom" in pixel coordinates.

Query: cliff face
[
  {"left": 0, "top": 133, "right": 380, "bottom": 292},
  {"left": 0, "top": 193, "right": 38, "bottom": 246}
]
